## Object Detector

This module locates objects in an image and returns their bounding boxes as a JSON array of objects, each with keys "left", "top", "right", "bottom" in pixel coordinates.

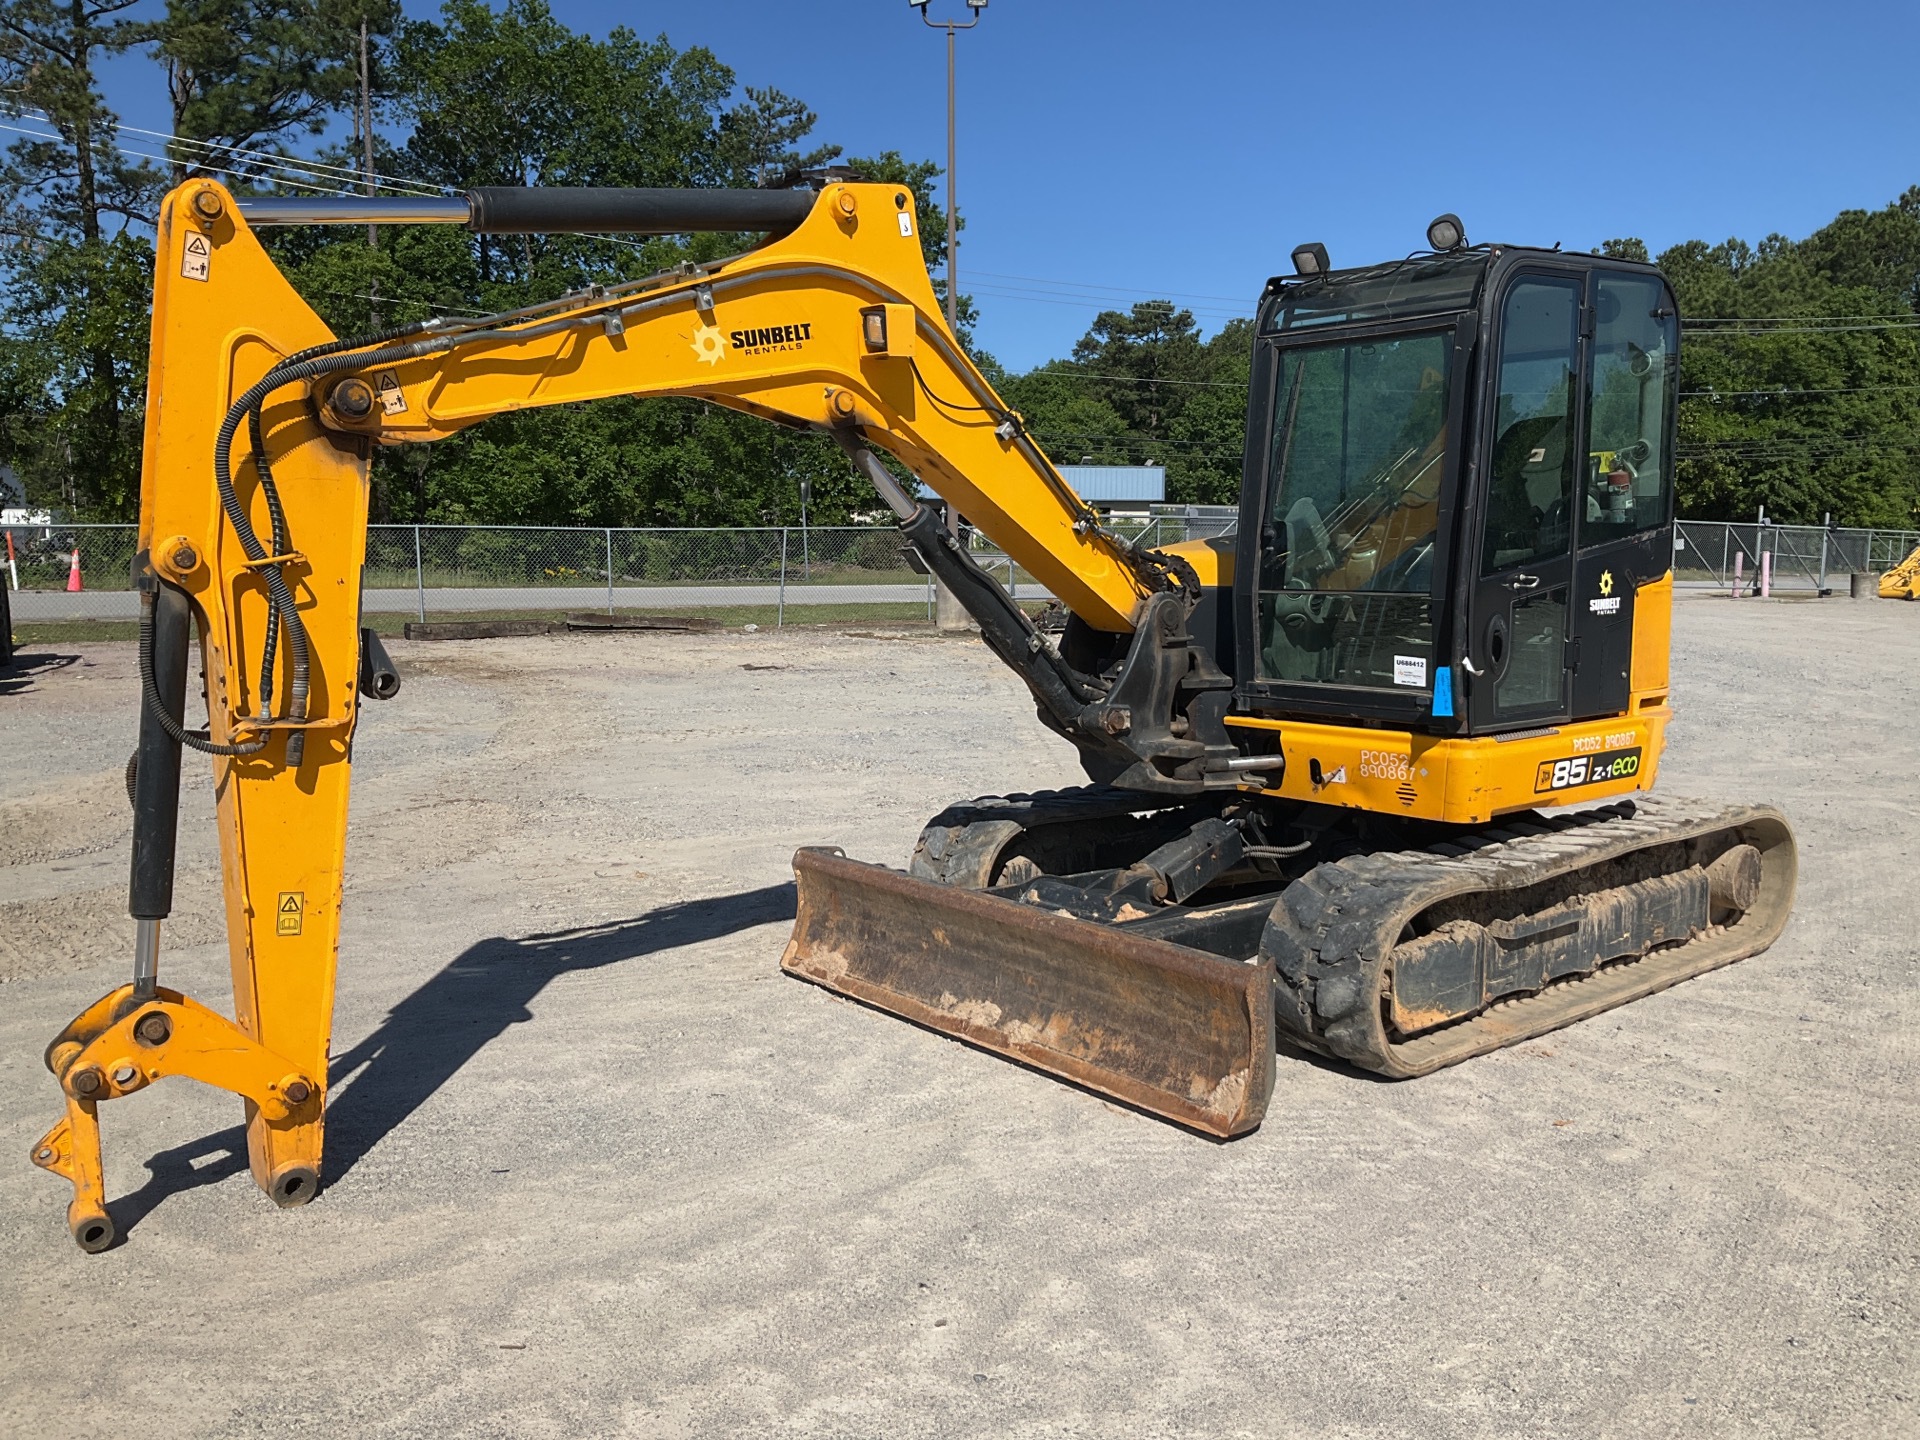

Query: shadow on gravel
[
  {"left": 319, "top": 882, "right": 798, "bottom": 1184},
  {"left": 94, "top": 884, "right": 797, "bottom": 1244},
  {"left": 0, "top": 651, "right": 79, "bottom": 695},
  {"left": 105, "top": 1127, "right": 253, "bottom": 1244}
]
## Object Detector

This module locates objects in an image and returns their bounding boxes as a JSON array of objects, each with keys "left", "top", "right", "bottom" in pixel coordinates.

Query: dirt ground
[{"left": 1, "top": 596, "right": 1914, "bottom": 1439}]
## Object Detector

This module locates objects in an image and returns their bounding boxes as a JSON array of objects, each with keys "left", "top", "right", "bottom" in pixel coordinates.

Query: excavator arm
[{"left": 33, "top": 179, "right": 1264, "bottom": 1250}]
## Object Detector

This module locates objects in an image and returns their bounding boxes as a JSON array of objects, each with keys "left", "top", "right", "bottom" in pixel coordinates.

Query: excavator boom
[{"left": 33, "top": 178, "right": 1268, "bottom": 1249}]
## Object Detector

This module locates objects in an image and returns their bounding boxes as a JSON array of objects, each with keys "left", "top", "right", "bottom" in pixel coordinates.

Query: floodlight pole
[
  {"left": 915, "top": 2, "right": 983, "bottom": 336},
  {"left": 915, "top": 1, "right": 987, "bottom": 630}
]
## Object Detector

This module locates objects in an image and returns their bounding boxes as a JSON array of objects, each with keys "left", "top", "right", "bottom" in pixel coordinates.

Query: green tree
[
  {"left": 0, "top": 0, "right": 159, "bottom": 515},
  {"left": 1647, "top": 196, "right": 1920, "bottom": 526},
  {"left": 143, "top": 0, "right": 399, "bottom": 184},
  {"left": 266, "top": 0, "right": 912, "bottom": 526},
  {"left": 1001, "top": 307, "right": 1252, "bottom": 504}
]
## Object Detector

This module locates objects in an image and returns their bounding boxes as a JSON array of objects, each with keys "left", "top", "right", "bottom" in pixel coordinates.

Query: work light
[{"left": 1426, "top": 213, "right": 1467, "bottom": 251}]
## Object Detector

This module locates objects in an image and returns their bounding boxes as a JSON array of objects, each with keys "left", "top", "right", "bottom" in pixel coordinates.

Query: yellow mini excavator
[
  {"left": 33, "top": 180, "right": 1795, "bottom": 1250},
  {"left": 1881, "top": 542, "right": 1920, "bottom": 598}
]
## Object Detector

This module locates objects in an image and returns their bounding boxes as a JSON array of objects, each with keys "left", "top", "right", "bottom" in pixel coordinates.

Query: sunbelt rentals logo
[
  {"left": 689, "top": 323, "right": 727, "bottom": 365},
  {"left": 1588, "top": 569, "right": 1622, "bottom": 615},
  {"left": 689, "top": 318, "right": 814, "bottom": 366}
]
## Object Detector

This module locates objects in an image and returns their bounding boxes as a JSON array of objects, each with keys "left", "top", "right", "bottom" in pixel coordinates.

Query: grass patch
[
  {"left": 11, "top": 597, "right": 1072, "bottom": 649},
  {"left": 11, "top": 602, "right": 938, "bottom": 647},
  {"left": 12, "top": 619, "right": 142, "bottom": 644}
]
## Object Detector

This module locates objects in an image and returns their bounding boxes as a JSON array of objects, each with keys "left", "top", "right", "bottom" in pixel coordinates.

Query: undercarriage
[{"left": 783, "top": 788, "right": 1796, "bottom": 1133}]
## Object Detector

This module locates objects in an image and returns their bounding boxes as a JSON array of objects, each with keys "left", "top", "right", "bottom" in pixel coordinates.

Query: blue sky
[{"left": 98, "top": 1, "right": 1920, "bottom": 371}]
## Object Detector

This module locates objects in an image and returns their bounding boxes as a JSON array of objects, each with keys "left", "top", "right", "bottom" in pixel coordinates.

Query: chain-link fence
[
  {"left": 2, "top": 522, "right": 140, "bottom": 617},
  {"left": 5, "top": 507, "right": 1246, "bottom": 626},
  {"left": 4, "top": 522, "right": 954, "bottom": 626},
  {"left": 365, "top": 524, "right": 943, "bottom": 626},
  {"left": 1674, "top": 521, "right": 1920, "bottom": 593},
  {"left": 13, "top": 513, "right": 1916, "bottom": 625}
]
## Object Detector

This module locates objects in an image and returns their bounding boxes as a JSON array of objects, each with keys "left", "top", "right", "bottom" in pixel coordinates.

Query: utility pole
[
  {"left": 912, "top": 0, "right": 989, "bottom": 632},
  {"left": 360, "top": 18, "right": 378, "bottom": 316}
]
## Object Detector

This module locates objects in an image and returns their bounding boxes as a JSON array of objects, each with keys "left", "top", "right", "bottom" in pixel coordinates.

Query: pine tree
[{"left": 0, "top": 0, "right": 160, "bottom": 515}]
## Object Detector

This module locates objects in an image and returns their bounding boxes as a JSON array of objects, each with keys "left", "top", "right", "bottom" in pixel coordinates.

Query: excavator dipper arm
[{"left": 35, "top": 179, "right": 1268, "bottom": 1250}]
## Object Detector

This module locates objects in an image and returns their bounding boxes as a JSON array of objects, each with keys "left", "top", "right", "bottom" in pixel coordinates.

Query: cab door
[
  {"left": 1568, "top": 270, "right": 1680, "bottom": 720},
  {"left": 1465, "top": 273, "right": 1585, "bottom": 730}
]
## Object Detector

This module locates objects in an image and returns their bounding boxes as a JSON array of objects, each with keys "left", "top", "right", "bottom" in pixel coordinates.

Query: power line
[
  {"left": 967, "top": 284, "right": 1250, "bottom": 319},
  {"left": 968, "top": 268, "right": 1252, "bottom": 306},
  {"left": 1684, "top": 311, "right": 1920, "bottom": 323},
  {"left": 1012, "top": 368, "right": 1245, "bottom": 389},
  {"left": 7, "top": 107, "right": 445, "bottom": 198},
  {"left": 2, "top": 112, "right": 669, "bottom": 263},
  {"left": 0, "top": 119, "right": 405, "bottom": 202},
  {"left": 1684, "top": 319, "right": 1920, "bottom": 336},
  {"left": 1681, "top": 383, "right": 1920, "bottom": 397},
  {"left": 968, "top": 282, "right": 1251, "bottom": 323},
  {"left": 94, "top": 117, "right": 447, "bottom": 197}
]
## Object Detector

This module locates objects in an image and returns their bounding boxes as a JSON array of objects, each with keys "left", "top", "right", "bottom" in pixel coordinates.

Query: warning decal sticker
[
  {"left": 277, "top": 891, "right": 304, "bottom": 936},
  {"left": 181, "top": 231, "right": 211, "bottom": 281},
  {"left": 374, "top": 370, "right": 407, "bottom": 414}
]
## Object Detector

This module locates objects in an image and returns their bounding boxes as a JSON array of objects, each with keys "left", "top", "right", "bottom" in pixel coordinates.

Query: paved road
[
  {"left": 10, "top": 576, "right": 1807, "bottom": 622},
  {"left": 10, "top": 581, "right": 955, "bottom": 621}
]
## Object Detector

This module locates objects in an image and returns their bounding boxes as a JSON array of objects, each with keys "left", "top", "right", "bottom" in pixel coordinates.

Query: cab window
[
  {"left": 1254, "top": 330, "right": 1451, "bottom": 691},
  {"left": 1481, "top": 278, "right": 1580, "bottom": 574},
  {"left": 1581, "top": 273, "right": 1677, "bottom": 544}
]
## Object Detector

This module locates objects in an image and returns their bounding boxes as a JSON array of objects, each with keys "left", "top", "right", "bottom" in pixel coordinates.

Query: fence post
[
  {"left": 413, "top": 525, "right": 426, "bottom": 622},
  {"left": 777, "top": 527, "right": 788, "bottom": 629},
  {"left": 605, "top": 527, "right": 615, "bottom": 615},
  {"left": 1818, "top": 514, "right": 1830, "bottom": 595}
]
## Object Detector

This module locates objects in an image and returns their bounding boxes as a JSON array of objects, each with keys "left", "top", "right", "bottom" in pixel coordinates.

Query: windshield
[
  {"left": 1263, "top": 252, "right": 1488, "bottom": 332},
  {"left": 1256, "top": 329, "right": 1451, "bottom": 692}
]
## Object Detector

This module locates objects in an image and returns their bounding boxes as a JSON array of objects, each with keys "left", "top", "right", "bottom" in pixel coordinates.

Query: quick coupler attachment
[{"left": 34, "top": 985, "right": 323, "bottom": 1252}]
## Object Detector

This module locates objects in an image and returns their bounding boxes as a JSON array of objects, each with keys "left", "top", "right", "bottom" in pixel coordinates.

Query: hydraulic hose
[
  {"left": 247, "top": 404, "right": 289, "bottom": 716},
  {"left": 212, "top": 319, "right": 436, "bottom": 762},
  {"left": 138, "top": 585, "right": 267, "bottom": 757}
]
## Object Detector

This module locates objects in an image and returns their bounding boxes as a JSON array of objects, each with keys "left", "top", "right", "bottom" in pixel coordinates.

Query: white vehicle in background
[
  {"left": 2, "top": 506, "right": 56, "bottom": 663},
  {"left": 2, "top": 506, "right": 57, "bottom": 535}
]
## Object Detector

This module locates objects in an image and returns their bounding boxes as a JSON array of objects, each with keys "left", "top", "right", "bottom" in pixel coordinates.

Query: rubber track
[
  {"left": 910, "top": 786, "right": 1196, "bottom": 888},
  {"left": 1262, "top": 795, "right": 1797, "bottom": 1077}
]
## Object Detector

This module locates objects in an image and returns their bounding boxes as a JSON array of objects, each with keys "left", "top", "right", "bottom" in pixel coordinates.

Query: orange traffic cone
[{"left": 66, "top": 547, "right": 82, "bottom": 592}]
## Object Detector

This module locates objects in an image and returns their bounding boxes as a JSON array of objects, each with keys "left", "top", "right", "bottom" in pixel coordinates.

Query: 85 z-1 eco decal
[{"left": 1534, "top": 747, "right": 1642, "bottom": 794}]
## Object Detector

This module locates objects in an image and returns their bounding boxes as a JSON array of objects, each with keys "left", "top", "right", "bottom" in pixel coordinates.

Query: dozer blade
[{"left": 782, "top": 847, "right": 1275, "bottom": 1137}]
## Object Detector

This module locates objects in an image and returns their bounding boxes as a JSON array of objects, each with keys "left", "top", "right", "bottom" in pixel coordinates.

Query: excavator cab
[
  {"left": 1236, "top": 247, "right": 1680, "bottom": 738},
  {"left": 793, "top": 241, "right": 1788, "bottom": 1126}
]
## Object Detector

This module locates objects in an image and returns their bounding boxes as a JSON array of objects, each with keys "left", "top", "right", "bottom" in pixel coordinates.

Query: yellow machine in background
[
  {"left": 33, "top": 179, "right": 1794, "bottom": 1251},
  {"left": 1880, "top": 542, "right": 1920, "bottom": 598}
]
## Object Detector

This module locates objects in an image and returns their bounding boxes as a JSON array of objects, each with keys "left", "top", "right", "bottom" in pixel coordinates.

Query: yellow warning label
[
  {"left": 181, "top": 231, "right": 210, "bottom": 281},
  {"left": 374, "top": 369, "right": 407, "bottom": 415},
  {"left": 277, "top": 891, "right": 304, "bottom": 936}
]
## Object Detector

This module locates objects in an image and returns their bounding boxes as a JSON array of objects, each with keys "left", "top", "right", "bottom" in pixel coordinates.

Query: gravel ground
[{"left": 0, "top": 596, "right": 1913, "bottom": 1439}]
